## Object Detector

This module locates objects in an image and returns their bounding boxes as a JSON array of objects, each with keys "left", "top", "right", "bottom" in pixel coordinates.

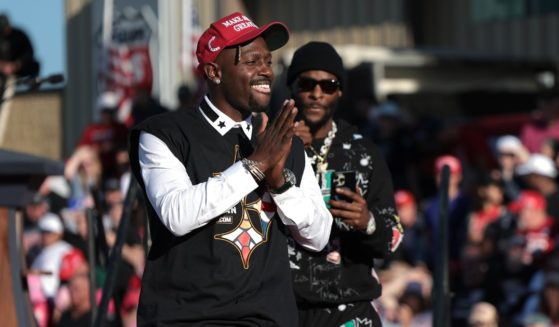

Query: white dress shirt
[{"left": 137, "top": 99, "right": 332, "bottom": 251}]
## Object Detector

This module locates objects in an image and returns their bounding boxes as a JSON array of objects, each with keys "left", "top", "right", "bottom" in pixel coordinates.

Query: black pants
[{"left": 298, "top": 301, "right": 382, "bottom": 327}]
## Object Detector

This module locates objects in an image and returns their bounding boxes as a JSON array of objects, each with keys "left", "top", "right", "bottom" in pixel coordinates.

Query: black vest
[{"left": 129, "top": 100, "right": 305, "bottom": 326}]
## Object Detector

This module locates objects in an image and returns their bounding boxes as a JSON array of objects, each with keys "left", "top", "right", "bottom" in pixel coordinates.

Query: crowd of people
[
  {"left": 364, "top": 90, "right": 559, "bottom": 327},
  {"left": 23, "top": 85, "right": 170, "bottom": 326},
  {"left": 8, "top": 9, "right": 559, "bottom": 327}
]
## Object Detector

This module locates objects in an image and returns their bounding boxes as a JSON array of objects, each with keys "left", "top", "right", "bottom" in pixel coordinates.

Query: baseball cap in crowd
[
  {"left": 495, "top": 135, "right": 524, "bottom": 154},
  {"left": 516, "top": 153, "right": 557, "bottom": 178},
  {"left": 508, "top": 190, "right": 547, "bottom": 213},
  {"left": 435, "top": 155, "right": 462, "bottom": 175},
  {"left": 394, "top": 190, "right": 415, "bottom": 208},
  {"left": 196, "top": 12, "right": 289, "bottom": 73},
  {"left": 38, "top": 212, "right": 64, "bottom": 234},
  {"left": 97, "top": 91, "right": 119, "bottom": 112},
  {"left": 59, "top": 249, "right": 87, "bottom": 282}
]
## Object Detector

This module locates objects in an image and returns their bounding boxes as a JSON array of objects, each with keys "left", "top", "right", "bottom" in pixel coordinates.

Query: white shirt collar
[{"left": 199, "top": 95, "right": 253, "bottom": 139}]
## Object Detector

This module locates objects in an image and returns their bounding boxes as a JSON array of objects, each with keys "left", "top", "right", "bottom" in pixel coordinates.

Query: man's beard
[
  {"left": 248, "top": 93, "right": 268, "bottom": 113},
  {"left": 303, "top": 99, "right": 338, "bottom": 134},
  {"left": 306, "top": 112, "right": 333, "bottom": 134}
]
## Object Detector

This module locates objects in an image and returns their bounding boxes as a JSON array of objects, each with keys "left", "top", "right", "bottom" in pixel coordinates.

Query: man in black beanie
[{"left": 287, "top": 41, "right": 404, "bottom": 326}]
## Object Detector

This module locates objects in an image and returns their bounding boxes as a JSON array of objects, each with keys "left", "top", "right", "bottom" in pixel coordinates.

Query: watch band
[
  {"left": 269, "top": 181, "right": 292, "bottom": 194},
  {"left": 269, "top": 168, "right": 296, "bottom": 194}
]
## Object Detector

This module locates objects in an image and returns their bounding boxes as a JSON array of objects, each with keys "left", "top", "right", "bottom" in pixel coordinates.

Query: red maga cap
[
  {"left": 435, "top": 155, "right": 462, "bottom": 174},
  {"left": 59, "top": 249, "right": 87, "bottom": 282},
  {"left": 395, "top": 190, "right": 415, "bottom": 207},
  {"left": 509, "top": 190, "right": 546, "bottom": 213},
  {"left": 196, "top": 12, "right": 289, "bottom": 73}
]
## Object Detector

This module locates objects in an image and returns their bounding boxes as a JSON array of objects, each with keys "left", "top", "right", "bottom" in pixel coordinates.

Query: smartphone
[{"left": 331, "top": 170, "right": 356, "bottom": 202}]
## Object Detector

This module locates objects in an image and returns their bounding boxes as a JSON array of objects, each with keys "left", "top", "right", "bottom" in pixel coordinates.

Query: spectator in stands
[
  {"left": 77, "top": 91, "right": 129, "bottom": 178},
  {"left": 455, "top": 178, "right": 507, "bottom": 312},
  {"left": 423, "top": 155, "right": 471, "bottom": 279},
  {"left": 392, "top": 189, "right": 427, "bottom": 266},
  {"left": 503, "top": 191, "right": 555, "bottom": 324},
  {"left": 64, "top": 145, "right": 102, "bottom": 210},
  {"left": 57, "top": 273, "right": 92, "bottom": 326},
  {"left": 23, "top": 193, "right": 52, "bottom": 264},
  {"left": 30, "top": 213, "right": 72, "bottom": 300},
  {"left": 377, "top": 261, "right": 433, "bottom": 327},
  {"left": 397, "top": 281, "right": 432, "bottom": 327},
  {"left": 467, "top": 177, "right": 506, "bottom": 246},
  {"left": 491, "top": 135, "right": 529, "bottom": 201},
  {"left": 520, "top": 94, "right": 559, "bottom": 154},
  {"left": 516, "top": 153, "right": 559, "bottom": 221},
  {"left": 23, "top": 193, "right": 49, "bottom": 230},
  {"left": 52, "top": 249, "right": 88, "bottom": 324}
]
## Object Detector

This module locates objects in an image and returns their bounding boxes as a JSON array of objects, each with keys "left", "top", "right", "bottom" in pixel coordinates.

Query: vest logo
[
  {"left": 217, "top": 216, "right": 233, "bottom": 224},
  {"left": 217, "top": 206, "right": 236, "bottom": 224}
]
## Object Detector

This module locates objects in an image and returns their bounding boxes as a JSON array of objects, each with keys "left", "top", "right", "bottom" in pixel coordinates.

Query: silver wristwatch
[{"left": 269, "top": 168, "right": 296, "bottom": 194}]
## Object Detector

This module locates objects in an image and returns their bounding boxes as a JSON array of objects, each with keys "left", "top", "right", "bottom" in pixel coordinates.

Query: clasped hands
[{"left": 249, "top": 99, "right": 297, "bottom": 189}]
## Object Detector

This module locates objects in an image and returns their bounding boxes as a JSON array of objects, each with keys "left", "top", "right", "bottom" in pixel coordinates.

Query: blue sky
[{"left": 0, "top": 0, "right": 65, "bottom": 77}]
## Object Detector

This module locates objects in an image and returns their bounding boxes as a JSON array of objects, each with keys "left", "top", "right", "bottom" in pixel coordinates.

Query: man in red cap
[
  {"left": 510, "top": 190, "right": 554, "bottom": 260},
  {"left": 392, "top": 190, "right": 426, "bottom": 266},
  {"left": 423, "top": 155, "right": 471, "bottom": 277},
  {"left": 128, "top": 12, "right": 332, "bottom": 326}
]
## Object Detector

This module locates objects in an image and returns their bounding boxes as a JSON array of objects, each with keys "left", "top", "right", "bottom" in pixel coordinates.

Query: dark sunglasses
[{"left": 296, "top": 77, "right": 340, "bottom": 94}]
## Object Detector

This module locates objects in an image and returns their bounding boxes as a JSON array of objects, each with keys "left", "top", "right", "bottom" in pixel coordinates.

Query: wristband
[{"left": 241, "top": 158, "right": 265, "bottom": 182}]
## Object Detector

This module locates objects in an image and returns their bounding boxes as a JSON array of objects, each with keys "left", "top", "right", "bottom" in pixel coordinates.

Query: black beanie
[{"left": 287, "top": 41, "right": 345, "bottom": 90}]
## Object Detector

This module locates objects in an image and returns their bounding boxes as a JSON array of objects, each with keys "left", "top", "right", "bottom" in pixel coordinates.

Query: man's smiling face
[{"left": 216, "top": 37, "right": 274, "bottom": 114}]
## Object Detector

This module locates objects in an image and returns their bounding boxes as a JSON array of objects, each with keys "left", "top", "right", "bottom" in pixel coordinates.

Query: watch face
[{"left": 283, "top": 168, "right": 297, "bottom": 185}]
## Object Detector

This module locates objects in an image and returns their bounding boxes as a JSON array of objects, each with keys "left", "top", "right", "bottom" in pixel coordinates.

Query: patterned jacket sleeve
[{"left": 357, "top": 142, "right": 403, "bottom": 258}]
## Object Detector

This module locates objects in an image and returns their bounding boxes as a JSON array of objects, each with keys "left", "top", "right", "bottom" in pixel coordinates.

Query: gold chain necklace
[{"left": 307, "top": 121, "right": 337, "bottom": 173}]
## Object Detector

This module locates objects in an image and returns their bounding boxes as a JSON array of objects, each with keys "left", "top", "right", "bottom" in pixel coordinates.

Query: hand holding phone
[
  {"left": 327, "top": 171, "right": 370, "bottom": 232},
  {"left": 331, "top": 171, "right": 356, "bottom": 202}
]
